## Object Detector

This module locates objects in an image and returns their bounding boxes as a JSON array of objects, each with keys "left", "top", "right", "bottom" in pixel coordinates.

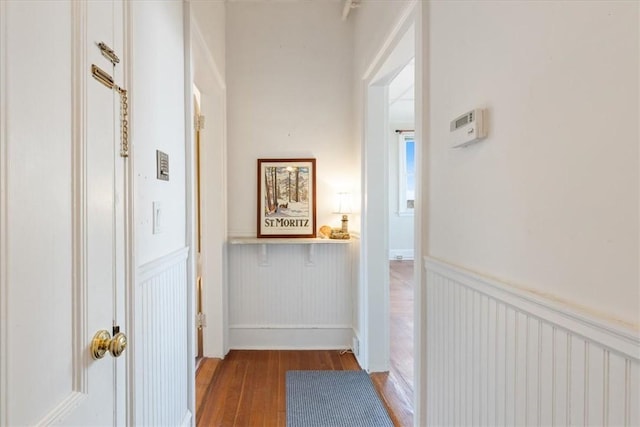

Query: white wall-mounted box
[{"left": 450, "top": 108, "right": 487, "bottom": 148}]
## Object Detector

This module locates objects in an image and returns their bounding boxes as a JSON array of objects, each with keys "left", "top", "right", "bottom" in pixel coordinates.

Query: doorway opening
[
  {"left": 361, "top": 6, "right": 421, "bottom": 422},
  {"left": 387, "top": 57, "right": 415, "bottom": 408}
]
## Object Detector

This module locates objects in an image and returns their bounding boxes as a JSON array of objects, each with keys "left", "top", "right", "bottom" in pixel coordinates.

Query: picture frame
[{"left": 257, "top": 158, "right": 316, "bottom": 238}]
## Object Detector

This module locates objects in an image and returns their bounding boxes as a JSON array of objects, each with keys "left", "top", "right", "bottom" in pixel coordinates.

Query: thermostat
[{"left": 450, "top": 108, "right": 487, "bottom": 148}]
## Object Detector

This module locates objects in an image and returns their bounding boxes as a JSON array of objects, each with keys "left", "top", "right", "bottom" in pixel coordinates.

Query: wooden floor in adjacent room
[
  {"left": 387, "top": 259, "right": 414, "bottom": 422},
  {"left": 196, "top": 261, "right": 414, "bottom": 427}
]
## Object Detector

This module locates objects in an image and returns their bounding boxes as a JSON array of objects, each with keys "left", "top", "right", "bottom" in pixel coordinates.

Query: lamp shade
[{"left": 335, "top": 192, "right": 352, "bottom": 214}]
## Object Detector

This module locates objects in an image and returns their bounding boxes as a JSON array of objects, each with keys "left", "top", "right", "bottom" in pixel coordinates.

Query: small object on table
[
  {"left": 330, "top": 229, "right": 350, "bottom": 240},
  {"left": 319, "top": 225, "right": 332, "bottom": 238}
]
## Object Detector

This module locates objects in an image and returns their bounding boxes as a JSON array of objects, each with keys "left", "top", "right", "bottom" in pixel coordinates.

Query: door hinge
[
  {"left": 194, "top": 114, "right": 205, "bottom": 131},
  {"left": 196, "top": 312, "right": 207, "bottom": 329}
]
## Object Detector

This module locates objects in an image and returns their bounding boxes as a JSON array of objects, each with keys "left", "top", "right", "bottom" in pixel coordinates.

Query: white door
[{"left": 0, "top": 1, "right": 127, "bottom": 425}]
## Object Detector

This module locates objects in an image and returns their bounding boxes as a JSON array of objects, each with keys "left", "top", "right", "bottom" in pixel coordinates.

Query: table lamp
[{"left": 336, "top": 192, "right": 352, "bottom": 233}]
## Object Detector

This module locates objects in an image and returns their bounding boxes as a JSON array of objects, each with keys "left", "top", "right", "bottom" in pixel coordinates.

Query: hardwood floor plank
[
  {"left": 196, "top": 358, "right": 221, "bottom": 418},
  {"left": 198, "top": 360, "right": 236, "bottom": 426},
  {"left": 371, "top": 371, "right": 414, "bottom": 427},
  {"left": 389, "top": 259, "right": 415, "bottom": 421},
  {"left": 221, "top": 361, "right": 249, "bottom": 426}
]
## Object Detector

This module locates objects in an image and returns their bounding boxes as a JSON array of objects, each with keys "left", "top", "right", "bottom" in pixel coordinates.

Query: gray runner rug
[{"left": 286, "top": 370, "right": 394, "bottom": 427}]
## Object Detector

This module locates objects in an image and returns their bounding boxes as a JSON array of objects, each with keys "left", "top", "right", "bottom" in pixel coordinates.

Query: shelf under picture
[{"left": 257, "top": 158, "right": 316, "bottom": 238}]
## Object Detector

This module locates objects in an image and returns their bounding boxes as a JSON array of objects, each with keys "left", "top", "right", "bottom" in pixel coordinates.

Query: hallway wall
[
  {"left": 421, "top": 1, "right": 639, "bottom": 424},
  {"left": 226, "top": 1, "right": 356, "bottom": 237},
  {"left": 424, "top": 0, "right": 639, "bottom": 328},
  {"left": 133, "top": 0, "right": 187, "bottom": 265},
  {"left": 130, "top": 1, "right": 192, "bottom": 424}
]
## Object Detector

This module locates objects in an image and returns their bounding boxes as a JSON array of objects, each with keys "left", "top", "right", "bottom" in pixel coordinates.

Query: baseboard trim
[
  {"left": 389, "top": 249, "right": 414, "bottom": 261},
  {"left": 229, "top": 326, "right": 352, "bottom": 350},
  {"left": 179, "top": 410, "right": 192, "bottom": 427}
]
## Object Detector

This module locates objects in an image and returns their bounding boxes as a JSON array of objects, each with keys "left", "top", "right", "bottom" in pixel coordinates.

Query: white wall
[
  {"left": 191, "top": 0, "right": 225, "bottom": 84},
  {"left": 133, "top": 0, "right": 187, "bottom": 265},
  {"left": 389, "top": 122, "right": 415, "bottom": 260},
  {"left": 226, "top": 1, "right": 356, "bottom": 237},
  {"left": 425, "top": 1, "right": 639, "bottom": 328},
  {"left": 190, "top": 0, "right": 228, "bottom": 358},
  {"left": 130, "top": 1, "right": 192, "bottom": 424}
]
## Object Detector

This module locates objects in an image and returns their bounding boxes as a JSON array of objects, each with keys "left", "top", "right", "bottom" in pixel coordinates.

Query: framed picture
[{"left": 257, "top": 158, "right": 316, "bottom": 238}]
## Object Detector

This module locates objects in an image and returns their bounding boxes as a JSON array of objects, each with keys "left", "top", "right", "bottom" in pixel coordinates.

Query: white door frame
[
  {"left": 187, "top": 7, "right": 229, "bottom": 361},
  {"left": 122, "top": 2, "right": 137, "bottom": 424},
  {"left": 360, "top": 2, "right": 426, "bottom": 425},
  {"left": 182, "top": 2, "right": 197, "bottom": 422}
]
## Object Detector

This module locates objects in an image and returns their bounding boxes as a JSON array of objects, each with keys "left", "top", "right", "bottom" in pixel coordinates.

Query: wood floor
[
  {"left": 388, "top": 260, "right": 414, "bottom": 418},
  {"left": 196, "top": 261, "right": 414, "bottom": 427}
]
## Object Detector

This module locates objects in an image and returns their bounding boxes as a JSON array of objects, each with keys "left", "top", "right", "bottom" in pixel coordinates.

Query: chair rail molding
[{"left": 425, "top": 256, "right": 639, "bottom": 427}]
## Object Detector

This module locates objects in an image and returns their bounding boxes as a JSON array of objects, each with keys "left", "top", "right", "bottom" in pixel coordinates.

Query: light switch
[{"left": 153, "top": 201, "right": 163, "bottom": 234}]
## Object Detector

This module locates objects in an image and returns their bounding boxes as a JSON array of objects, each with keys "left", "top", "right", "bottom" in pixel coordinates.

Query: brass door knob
[{"left": 91, "top": 330, "right": 128, "bottom": 360}]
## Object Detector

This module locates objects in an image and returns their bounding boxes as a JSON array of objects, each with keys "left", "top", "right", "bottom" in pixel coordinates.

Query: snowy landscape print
[
  {"left": 258, "top": 158, "right": 316, "bottom": 238},
  {"left": 263, "top": 165, "right": 310, "bottom": 218}
]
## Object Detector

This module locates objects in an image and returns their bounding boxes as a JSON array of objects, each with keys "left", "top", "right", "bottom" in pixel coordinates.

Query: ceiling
[{"left": 388, "top": 58, "right": 415, "bottom": 123}]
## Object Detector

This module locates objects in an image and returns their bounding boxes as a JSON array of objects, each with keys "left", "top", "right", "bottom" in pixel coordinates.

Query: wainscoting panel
[
  {"left": 425, "top": 257, "right": 640, "bottom": 427},
  {"left": 134, "top": 248, "right": 191, "bottom": 426},
  {"left": 228, "top": 241, "right": 352, "bottom": 349}
]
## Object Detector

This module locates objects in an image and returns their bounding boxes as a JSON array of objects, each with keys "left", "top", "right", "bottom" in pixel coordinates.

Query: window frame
[{"left": 397, "top": 132, "right": 415, "bottom": 216}]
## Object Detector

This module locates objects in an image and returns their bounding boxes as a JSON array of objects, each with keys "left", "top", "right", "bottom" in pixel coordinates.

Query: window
[{"left": 398, "top": 132, "right": 415, "bottom": 214}]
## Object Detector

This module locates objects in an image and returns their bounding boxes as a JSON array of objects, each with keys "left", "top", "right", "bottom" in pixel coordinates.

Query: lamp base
[
  {"left": 329, "top": 229, "right": 350, "bottom": 240},
  {"left": 341, "top": 214, "right": 349, "bottom": 233}
]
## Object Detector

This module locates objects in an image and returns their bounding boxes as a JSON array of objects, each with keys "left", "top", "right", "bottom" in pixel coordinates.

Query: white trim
[
  {"left": 136, "top": 247, "right": 190, "bottom": 283},
  {"left": 35, "top": 392, "right": 86, "bottom": 427},
  {"left": 122, "top": 1, "right": 136, "bottom": 425},
  {"left": 188, "top": 3, "right": 229, "bottom": 360},
  {"left": 0, "top": 0, "right": 8, "bottom": 422},
  {"left": 412, "top": 3, "right": 426, "bottom": 425},
  {"left": 341, "top": 0, "right": 354, "bottom": 21},
  {"left": 360, "top": 1, "right": 417, "bottom": 377},
  {"left": 230, "top": 324, "right": 352, "bottom": 329},
  {"left": 424, "top": 256, "right": 640, "bottom": 359},
  {"left": 182, "top": 4, "right": 197, "bottom": 426},
  {"left": 362, "top": 85, "right": 391, "bottom": 372},
  {"left": 389, "top": 249, "right": 414, "bottom": 261},
  {"left": 229, "top": 327, "right": 353, "bottom": 350},
  {"left": 191, "top": 18, "right": 225, "bottom": 91},
  {"left": 424, "top": 256, "right": 640, "bottom": 425},
  {"left": 361, "top": 1, "right": 417, "bottom": 82},
  {"left": 179, "top": 411, "right": 193, "bottom": 427},
  {"left": 397, "top": 131, "right": 415, "bottom": 214},
  {"left": 71, "top": 0, "right": 89, "bottom": 398}
]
